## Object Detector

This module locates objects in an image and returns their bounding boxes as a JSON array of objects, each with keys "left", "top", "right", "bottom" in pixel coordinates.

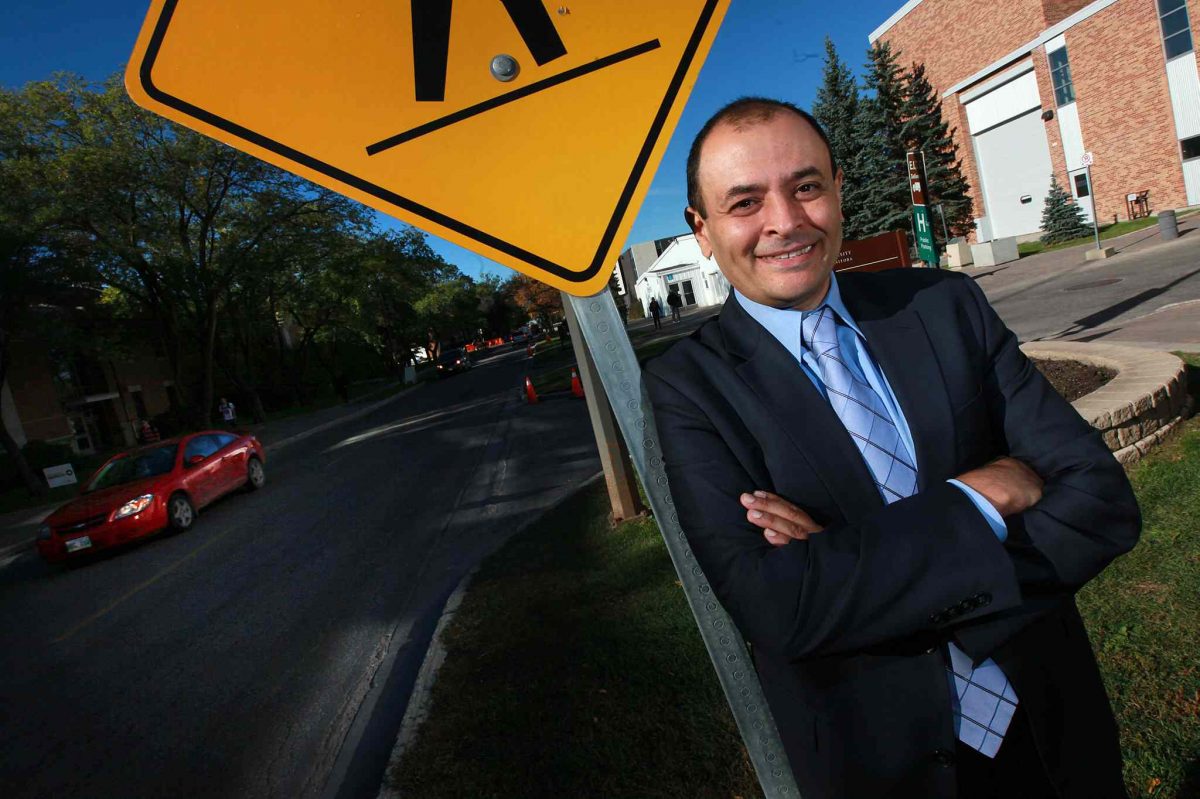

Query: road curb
[{"left": 375, "top": 469, "right": 605, "bottom": 799}]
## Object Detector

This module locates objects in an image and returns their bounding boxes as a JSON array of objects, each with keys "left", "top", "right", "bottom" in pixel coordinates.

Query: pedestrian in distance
[
  {"left": 138, "top": 419, "right": 160, "bottom": 443},
  {"left": 648, "top": 297, "right": 663, "bottom": 330},
  {"left": 666, "top": 287, "right": 683, "bottom": 322},
  {"left": 644, "top": 97, "right": 1139, "bottom": 799},
  {"left": 218, "top": 397, "right": 237, "bottom": 428}
]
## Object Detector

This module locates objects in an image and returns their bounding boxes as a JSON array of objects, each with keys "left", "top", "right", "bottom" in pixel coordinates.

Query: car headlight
[
  {"left": 37, "top": 524, "right": 52, "bottom": 541},
  {"left": 112, "top": 494, "right": 154, "bottom": 521}
]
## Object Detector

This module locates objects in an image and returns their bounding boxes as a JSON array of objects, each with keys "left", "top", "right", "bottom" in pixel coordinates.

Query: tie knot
[{"left": 800, "top": 305, "right": 838, "bottom": 354}]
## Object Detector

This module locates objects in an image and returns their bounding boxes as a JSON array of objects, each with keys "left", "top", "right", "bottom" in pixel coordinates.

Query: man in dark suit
[{"left": 644, "top": 98, "right": 1139, "bottom": 798}]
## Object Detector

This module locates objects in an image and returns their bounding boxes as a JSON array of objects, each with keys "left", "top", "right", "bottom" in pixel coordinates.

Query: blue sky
[{"left": 0, "top": 0, "right": 904, "bottom": 281}]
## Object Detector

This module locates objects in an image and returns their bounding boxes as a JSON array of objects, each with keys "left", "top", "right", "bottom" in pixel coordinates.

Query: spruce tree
[
  {"left": 899, "top": 63, "right": 974, "bottom": 239},
  {"left": 847, "top": 40, "right": 910, "bottom": 239},
  {"left": 812, "top": 37, "right": 866, "bottom": 238},
  {"left": 1040, "top": 175, "right": 1091, "bottom": 244}
]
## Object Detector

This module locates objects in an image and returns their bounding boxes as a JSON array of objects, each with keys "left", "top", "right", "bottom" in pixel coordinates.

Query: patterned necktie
[{"left": 801, "top": 305, "right": 1018, "bottom": 758}]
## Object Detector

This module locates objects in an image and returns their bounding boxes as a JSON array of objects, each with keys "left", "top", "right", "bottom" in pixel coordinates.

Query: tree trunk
[
  {"left": 0, "top": 339, "right": 46, "bottom": 497},
  {"left": 200, "top": 304, "right": 219, "bottom": 427}
]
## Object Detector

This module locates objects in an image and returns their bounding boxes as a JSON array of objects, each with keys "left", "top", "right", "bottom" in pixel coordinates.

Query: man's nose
[{"left": 762, "top": 192, "right": 810, "bottom": 235}]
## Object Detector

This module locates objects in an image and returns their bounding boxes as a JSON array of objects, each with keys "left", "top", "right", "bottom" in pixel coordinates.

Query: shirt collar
[{"left": 733, "top": 273, "right": 863, "bottom": 349}]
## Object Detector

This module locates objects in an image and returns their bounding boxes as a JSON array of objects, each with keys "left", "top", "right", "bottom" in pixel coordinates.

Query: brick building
[
  {"left": 872, "top": 0, "right": 1200, "bottom": 240},
  {"left": 2, "top": 331, "right": 176, "bottom": 456}
]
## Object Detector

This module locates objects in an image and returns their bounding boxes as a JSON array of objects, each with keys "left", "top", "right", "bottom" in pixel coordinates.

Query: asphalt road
[
  {"left": 974, "top": 229, "right": 1200, "bottom": 343},
  {"left": 0, "top": 347, "right": 599, "bottom": 799}
]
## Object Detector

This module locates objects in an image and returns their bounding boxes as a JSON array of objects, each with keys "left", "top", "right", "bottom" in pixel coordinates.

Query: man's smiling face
[{"left": 688, "top": 110, "right": 843, "bottom": 310}]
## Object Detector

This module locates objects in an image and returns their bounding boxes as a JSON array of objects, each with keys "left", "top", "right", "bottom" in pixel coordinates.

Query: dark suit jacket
[{"left": 644, "top": 269, "right": 1139, "bottom": 798}]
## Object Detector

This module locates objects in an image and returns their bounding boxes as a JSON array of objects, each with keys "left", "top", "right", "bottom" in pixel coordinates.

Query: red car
[{"left": 36, "top": 431, "right": 266, "bottom": 563}]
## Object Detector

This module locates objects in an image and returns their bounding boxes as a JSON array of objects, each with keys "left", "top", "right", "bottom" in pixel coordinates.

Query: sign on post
[
  {"left": 43, "top": 464, "right": 77, "bottom": 489},
  {"left": 126, "top": 0, "right": 729, "bottom": 297},
  {"left": 906, "top": 150, "right": 938, "bottom": 266},
  {"left": 124, "top": 4, "right": 803, "bottom": 796}
]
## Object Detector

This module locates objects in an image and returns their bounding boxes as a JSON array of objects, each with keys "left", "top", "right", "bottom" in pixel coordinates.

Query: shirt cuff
[{"left": 947, "top": 479, "right": 1008, "bottom": 542}]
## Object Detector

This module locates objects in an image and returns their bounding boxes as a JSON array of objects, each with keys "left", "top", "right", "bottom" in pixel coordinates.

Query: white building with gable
[{"left": 633, "top": 234, "right": 730, "bottom": 318}]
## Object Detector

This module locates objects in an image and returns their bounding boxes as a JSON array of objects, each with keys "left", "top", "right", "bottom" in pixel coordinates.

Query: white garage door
[{"left": 973, "top": 108, "right": 1054, "bottom": 240}]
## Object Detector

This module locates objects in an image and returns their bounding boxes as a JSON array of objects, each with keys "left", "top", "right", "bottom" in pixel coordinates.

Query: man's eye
[
  {"left": 797, "top": 183, "right": 820, "bottom": 194},
  {"left": 732, "top": 198, "right": 758, "bottom": 210}
]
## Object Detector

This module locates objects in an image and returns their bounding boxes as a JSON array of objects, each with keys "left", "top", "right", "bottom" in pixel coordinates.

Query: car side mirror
[{"left": 187, "top": 454, "right": 205, "bottom": 466}]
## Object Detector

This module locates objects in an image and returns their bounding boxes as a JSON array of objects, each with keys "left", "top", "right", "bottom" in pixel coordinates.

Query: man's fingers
[
  {"left": 764, "top": 528, "right": 808, "bottom": 547},
  {"left": 741, "top": 491, "right": 822, "bottom": 536}
]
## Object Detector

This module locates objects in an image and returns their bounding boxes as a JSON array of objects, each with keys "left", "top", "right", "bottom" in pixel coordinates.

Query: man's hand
[
  {"left": 954, "top": 456, "right": 1044, "bottom": 517},
  {"left": 741, "top": 491, "right": 824, "bottom": 546}
]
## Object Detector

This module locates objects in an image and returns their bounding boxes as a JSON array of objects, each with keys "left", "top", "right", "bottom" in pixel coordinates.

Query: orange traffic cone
[
  {"left": 570, "top": 367, "right": 584, "bottom": 398},
  {"left": 526, "top": 343, "right": 535, "bottom": 359},
  {"left": 524, "top": 376, "right": 539, "bottom": 404}
]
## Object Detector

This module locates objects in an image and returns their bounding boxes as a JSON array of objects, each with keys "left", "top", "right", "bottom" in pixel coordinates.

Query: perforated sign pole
[{"left": 567, "top": 291, "right": 800, "bottom": 799}]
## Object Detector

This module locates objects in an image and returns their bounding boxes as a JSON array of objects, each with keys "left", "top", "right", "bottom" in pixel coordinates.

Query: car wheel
[
  {"left": 246, "top": 457, "right": 266, "bottom": 490},
  {"left": 168, "top": 493, "right": 195, "bottom": 532}
]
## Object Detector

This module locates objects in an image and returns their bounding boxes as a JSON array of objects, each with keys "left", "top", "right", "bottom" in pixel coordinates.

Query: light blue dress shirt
[{"left": 734, "top": 278, "right": 1007, "bottom": 540}]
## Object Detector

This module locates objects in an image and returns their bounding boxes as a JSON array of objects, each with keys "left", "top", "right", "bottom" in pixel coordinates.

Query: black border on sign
[{"left": 136, "top": 0, "right": 720, "bottom": 284}]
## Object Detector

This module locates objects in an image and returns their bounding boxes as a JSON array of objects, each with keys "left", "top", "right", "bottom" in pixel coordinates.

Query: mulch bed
[{"left": 1032, "top": 358, "right": 1116, "bottom": 402}]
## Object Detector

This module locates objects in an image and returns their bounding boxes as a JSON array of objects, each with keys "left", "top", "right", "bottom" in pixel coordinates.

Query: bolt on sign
[{"left": 125, "top": 0, "right": 731, "bottom": 297}]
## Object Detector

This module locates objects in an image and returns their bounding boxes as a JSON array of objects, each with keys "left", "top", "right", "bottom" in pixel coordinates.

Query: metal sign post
[
  {"left": 1083, "top": 152, "right": 1101, "bottom": 251},
  {"left": 567, "top": 290, "right": 799, "bottom": 798},
  {"left": 906, "top": 150, "right": 938, "bottom": 267}
]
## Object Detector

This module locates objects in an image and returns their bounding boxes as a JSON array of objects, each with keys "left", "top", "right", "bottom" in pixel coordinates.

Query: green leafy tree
[
  {"left": 353, "top": 228, "right": 461, "bottom": 371},
  {"left": 1040, "top": 175, "right": 1091, "bottom": 244},
  {"left": 900, "top": 63, "right": 974, "bottom": 239},
  {"left": 812, "top": 37, "right": 868, "bottom": 239},
  {"left": 13, "top": 75, "right": 364, "bottom": 425},
  {"left": 848, "top": 41, "right": 910, "bottom": 239},
  {"left": 0, "top": 84, "right": 87, "bottom": 494}
]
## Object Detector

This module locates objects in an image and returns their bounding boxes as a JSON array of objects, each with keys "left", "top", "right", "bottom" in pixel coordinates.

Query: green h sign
[{"left": 906, "top": 150, "right": 938, "bottom": 266}]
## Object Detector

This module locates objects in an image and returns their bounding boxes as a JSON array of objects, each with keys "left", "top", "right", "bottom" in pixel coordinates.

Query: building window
[
  {"left": 1047, "top": 47, "right": 1075, "bottom": 106},
  {"left": 1182, "top": 134, "right": 1200, "bottom": 160},
  {"left": 1073, "top": 173, "right": 1090, "bottom": 198},
  {"left": 1159, "top": 0, "right": 1194, "bottom": 60}
]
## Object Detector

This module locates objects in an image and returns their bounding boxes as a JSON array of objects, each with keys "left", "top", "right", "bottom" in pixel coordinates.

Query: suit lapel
[
  {"left": 719, "top": 296, "right": 884, "bottom": 516},
  {"left": 843, "top": 280, "right": 956, "bottom": 491}
]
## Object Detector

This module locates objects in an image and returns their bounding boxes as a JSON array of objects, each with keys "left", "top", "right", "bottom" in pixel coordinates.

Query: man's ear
[
  {"left": 834, "top": 168, "right": 845, "bottom": 220},
  {"left": 685, "top": 207, "right": 714, "bottom": 258}
]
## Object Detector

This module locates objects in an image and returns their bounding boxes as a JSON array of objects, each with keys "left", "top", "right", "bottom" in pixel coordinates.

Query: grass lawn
[
  {"left": 387, "top": 482, "right": 758, "bottom": 799},
  {"left": 390, "top": 359, "right": 1200, "bottom": 798},
  {"left": 1018, "top": 216, "right": 1161, "bottom": 257},
  {"left": 0, "top": 450, "right": 116, "bottom": 516}
]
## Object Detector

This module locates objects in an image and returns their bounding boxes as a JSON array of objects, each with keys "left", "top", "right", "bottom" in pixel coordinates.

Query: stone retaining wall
[{"left": 1021, "top": 342, "right": 1193, "bottom": 465}]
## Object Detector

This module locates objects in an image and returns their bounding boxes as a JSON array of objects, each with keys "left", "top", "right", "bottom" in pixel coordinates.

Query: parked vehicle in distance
[
  {"left": 36, "top": 431, "right": 267, "bottom": 564},
  {"left": 436, "top": 347, "right": 474, "bottom": 376},
  {"left": 510, "top": 330, "right": 528, "bottom": 345}
]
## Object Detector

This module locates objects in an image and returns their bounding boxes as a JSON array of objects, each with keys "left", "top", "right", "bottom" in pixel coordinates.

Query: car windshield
[
  {"left": 86, "top": 443, "right": 179, "bottom": 492},
  {"left": 438, "top": 349, "right": 464, "bottom": 363}
]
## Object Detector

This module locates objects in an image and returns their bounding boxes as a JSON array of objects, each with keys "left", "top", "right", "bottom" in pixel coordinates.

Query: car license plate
[{"left": 65, "top": 536, "right": 93, "bottom": 553}]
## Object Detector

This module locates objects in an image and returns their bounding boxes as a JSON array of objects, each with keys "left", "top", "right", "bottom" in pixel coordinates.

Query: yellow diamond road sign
[{"left": 126, "top": 0, "right": 730, "bottom": 296}]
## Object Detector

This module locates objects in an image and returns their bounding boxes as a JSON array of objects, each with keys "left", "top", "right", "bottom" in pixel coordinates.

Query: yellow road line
[{"left": 53, "top": 526, "right": 239, "bottom": 645}]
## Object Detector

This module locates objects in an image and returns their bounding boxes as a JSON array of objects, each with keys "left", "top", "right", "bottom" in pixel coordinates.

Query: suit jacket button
[{"left": 932, "top": 748, "right": 955, "bottom": 767}]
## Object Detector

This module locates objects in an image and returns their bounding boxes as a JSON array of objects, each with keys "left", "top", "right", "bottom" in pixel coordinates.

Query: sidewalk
[
  {"left": 960, "top": 213, "right": 1200, "bottom": 353},
  {"left": 0, "top": 381, "right": 422, "bottom": 560}
]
